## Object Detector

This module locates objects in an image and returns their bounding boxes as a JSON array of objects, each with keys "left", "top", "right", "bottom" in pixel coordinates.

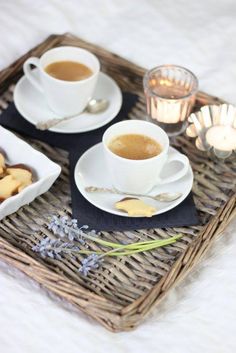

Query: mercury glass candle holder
[
  {"left": 143, "top": 65, "right": 198, "bottom": 136},
  {"left": 186, "top": 104, "right": 236, "bottom": 159}
]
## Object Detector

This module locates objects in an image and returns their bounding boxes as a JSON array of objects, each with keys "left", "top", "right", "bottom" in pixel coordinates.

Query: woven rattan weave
[{"left": 0, "top": 34, "right": 235, "bottom": 332}]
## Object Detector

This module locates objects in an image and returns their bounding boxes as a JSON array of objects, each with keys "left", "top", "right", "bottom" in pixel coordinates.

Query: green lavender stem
[
  {"left": 64, "top": 224, "right": 181, "bottom": 251},
  {"left": 43, "top": 234, "right": 182, "bottom": 258},
  {"left": 56, "top": 234, "right": 182, "bottom": 257},
  {"left": 103, "top": 235, "right": 181, "bottom": 256}
]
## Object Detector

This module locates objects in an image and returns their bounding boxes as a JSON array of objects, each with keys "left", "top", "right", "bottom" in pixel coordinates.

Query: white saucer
[
  {"left": 13, "top": 70, "right": 122, "bottom": 133},
  {"left": 74, "top": 143, "right": 194, "bottom": 217}
]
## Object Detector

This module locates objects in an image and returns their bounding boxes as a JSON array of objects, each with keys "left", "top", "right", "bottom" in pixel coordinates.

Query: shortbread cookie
[
  {"left": 115, "top": 197, "right": 156, "bottom": 217},
  {"left": 6, "top": 165, "right": 33, "bottom": 192},
  {"left": 0, "top": 175, "right": 21, "bottom": 201}
]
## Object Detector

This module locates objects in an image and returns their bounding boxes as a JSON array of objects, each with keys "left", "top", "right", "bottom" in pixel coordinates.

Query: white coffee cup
[
  {"left": 102, "top": 120, "right": 189, "bottom": 194},
  {"left": 23, "top": 46, "right": 100, "bottom": 116}
]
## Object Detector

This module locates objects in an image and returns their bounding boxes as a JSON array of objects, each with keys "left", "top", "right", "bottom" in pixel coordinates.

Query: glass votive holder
[{"left": 143, "top": 65, "right": 198, "bottom": 136}]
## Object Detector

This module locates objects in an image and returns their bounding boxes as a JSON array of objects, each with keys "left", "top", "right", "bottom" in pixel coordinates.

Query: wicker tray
[{"left": 0, "top": 34, "right": 235, "bottom": 332}]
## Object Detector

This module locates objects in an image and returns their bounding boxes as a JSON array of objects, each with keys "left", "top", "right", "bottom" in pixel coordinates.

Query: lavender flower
[
  {"left": 32, "top": 216, "right": 102, "bottom": 273},
  {"left": 79, "top": 254, "right": 103, "bottom": 276},
  {"left": 48, "top": 215, "right": 96, "bottom": 244},
  {"left": 32, "top": 237, "right": 80, "bottom": 260},
  {"left": 48, "top": 215, "right": 77, "bottom": 238}
]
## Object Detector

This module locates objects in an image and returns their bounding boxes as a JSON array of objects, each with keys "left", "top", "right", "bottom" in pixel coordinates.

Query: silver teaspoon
[
  {"left": 85, "top": 186, "right": 183, "bottom": 202},
  {"left": 36, "top": 98, "right": 109, "bottom": 131}
]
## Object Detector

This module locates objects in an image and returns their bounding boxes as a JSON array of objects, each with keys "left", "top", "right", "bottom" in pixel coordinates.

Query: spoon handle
[
  {"left": 85, "top": 186, "right": 182, "bottom": 202},
  {"left": 36, "top": 113, "right": 78, "bottom": 130},
  {"left": 85, "top": 186, "right": 157, "bottom": 201},
  {"left": 85, "top": 186, "right": 123, "bottom": 194}
]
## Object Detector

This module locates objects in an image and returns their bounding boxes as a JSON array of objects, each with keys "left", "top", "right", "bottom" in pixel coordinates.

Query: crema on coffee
[
  {"left": 44, "top": 60, "right": 93, "bottom": 81},
  {"left": 108, "top": 134, "right": 162, "bottom": 160}
]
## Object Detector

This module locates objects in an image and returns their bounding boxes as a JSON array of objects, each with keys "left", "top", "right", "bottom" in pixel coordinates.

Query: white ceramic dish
[
  {"left": 0, "top": 126, "right": 61, "bottom": 220},
  {"left": 14, "top": 70, "right": 122, "bottom": 133},
  {"left": 74, "top": 143, "right": 193, "bottom": 217}
]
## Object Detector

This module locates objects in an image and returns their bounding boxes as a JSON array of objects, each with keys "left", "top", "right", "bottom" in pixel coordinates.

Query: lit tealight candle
[
  {"left": 205, "top": 125, "right": 236, "bottom": 151},
  {"left": 144, "top": 65, "right": 198, "bottom": 136}
]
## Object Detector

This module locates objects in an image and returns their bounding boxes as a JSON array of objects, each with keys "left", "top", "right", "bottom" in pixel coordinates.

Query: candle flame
[
  {"left": 150, "top": 78, "right": 157, "bottom": 87},
  {"left": 159, "top": 79, "right": 172, "bottom": 86}
]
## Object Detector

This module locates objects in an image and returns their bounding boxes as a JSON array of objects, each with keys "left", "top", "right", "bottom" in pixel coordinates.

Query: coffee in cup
[
  {"left": 108, "top": 133, "right": 162, "bottom": 160},
  {"left": 103, "top": 120, "right": 189, "bottom": 194},
  {"left": 44, "top": 60, "right": 93, "bottom": 82}
]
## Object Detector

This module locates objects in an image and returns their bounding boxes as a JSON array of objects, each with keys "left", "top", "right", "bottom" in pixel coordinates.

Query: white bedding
[{"left": 0, "top": 1, "right": 236, "bottom": 352}]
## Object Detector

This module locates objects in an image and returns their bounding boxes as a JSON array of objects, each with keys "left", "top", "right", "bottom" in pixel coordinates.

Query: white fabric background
[{"left": 0, "top": 1, "right": 236, "bottom": 352}]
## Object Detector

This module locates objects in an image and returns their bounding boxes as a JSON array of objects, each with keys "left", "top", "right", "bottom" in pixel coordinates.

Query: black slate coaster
[
  {"left": 69, "top": 150, "right": 198, "bottom": 231},
  {"left": 0, "top": 93, "right": 136, "bottom": 151},
  {"left": 0, "top": 93, "right": 199, "bottom": 231}
]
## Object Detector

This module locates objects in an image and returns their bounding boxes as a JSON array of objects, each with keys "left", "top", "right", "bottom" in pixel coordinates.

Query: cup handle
[
  {"left": 23, "top": 57, "right": 43, "bottom": 93},
  {"left": 156, "top": 153, "right": 189, "bottom": 185}
]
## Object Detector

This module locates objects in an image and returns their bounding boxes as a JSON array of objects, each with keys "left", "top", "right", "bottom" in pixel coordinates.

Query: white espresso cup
[
  {"left": 23, "top": 46, "right": 100, "bottom": 116},
  {"left": 103, "top": 120, "right": 189, "bottom": 194}
]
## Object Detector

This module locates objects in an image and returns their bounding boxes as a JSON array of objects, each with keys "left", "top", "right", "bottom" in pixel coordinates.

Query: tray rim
[{"left": 0, "top": 33, "right": 235, "bottom": 332}]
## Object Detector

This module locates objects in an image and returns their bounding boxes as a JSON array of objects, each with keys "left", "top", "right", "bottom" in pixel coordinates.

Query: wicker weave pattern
[{"left": 0, "top": 34, "right": 235, "bottom": 332}]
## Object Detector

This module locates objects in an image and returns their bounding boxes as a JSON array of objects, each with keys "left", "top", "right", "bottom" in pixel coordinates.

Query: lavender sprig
[
  {"left": 48, "top": 215, "right": 92, "bottom": 244},
  {"left": 32, "top": 237, "right": 81, "bottom": 260},
  {"left": 32, "top": 215, "right": 182, "bottom": 276},
  {"left": 79, "top": 254, "right": 104, "bottom": 276}
]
